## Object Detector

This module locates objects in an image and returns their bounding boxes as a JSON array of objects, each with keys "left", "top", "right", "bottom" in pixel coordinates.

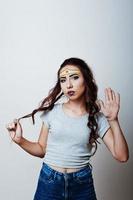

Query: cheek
[
  {"left": 77, "top": 81, "right": 86, "bottom": 93},
  {"left": 60, "top": 84, "right": 65, "bottom": 91},
  {"left": 76, "top": 79, "right": 85, "bottom": 88}
]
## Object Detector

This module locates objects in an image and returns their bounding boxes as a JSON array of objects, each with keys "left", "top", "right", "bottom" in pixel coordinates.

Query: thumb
[
  {"left": 13, "top": 118, "right": 22, "bottom": 135},
  {"left": 98, "top": 100, "right": 105, "bottom": 111}
]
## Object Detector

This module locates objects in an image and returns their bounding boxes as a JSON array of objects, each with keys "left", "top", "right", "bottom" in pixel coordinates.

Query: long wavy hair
[{"left": 18, "top": 57, "right": 101, "bottom": 156}]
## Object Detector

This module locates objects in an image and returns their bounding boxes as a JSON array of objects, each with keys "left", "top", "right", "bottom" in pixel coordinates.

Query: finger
[
  {"left": 5, "top": 123, "right": 16, "bottom": 140},
  {"left": 6, "top": 123, "right": 15, "bottom": 131},
  {"left": 9, "top": 122, "right": 15, "bottom": 130},
  {"left": 13, "top": 119, "right": 18, "bottom": 127},
  {"left": 12, "top": 132, "right": 17, "bottom": 140},
  {"left": 11, "top": 119, "right": 20, "bottom": 132},
  {"left": 115, "top": 92, "right": 120, "bottom": 104},
  {"left": 98, "top": 100, "right": 105, "bottom": 110},
  {"left": 15, "top": 120, "right": 22, "bottom": 130},
  {"left": 8, "top": 128, "right": 16, "bottom": 132},
  {"left": 108, "top": 88, "right": 114, "bottom": 101},
  {"left": 6, "top": 127, "right": 16, "bottom": 139},
  {"left": 111, "top": 90, "right": 116, "bottom": 101},
  {"left": 105, "top": 88, "right": 110, "bottom": 102},
  {"left": 15, "top": 120, "right": 22, "bottom": 137},
  {"left": 14, "top": 118, "right": 21, "bottom": 126},
  {"left": 10, "top": 131, "right": 16, "bottom": 139}
]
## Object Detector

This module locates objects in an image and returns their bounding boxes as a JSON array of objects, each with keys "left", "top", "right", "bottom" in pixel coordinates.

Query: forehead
[{"left": 59, "top": 65, "right": 81, "bottom": 76}]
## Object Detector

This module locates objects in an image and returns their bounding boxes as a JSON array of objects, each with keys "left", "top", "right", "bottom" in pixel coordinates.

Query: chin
[{"left": 69, "top": 95, "right": 82, "bottom": 101}]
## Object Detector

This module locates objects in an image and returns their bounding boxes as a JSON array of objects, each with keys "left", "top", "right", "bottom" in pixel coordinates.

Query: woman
[{"left": 6, "top": 57, "right": 129, "bottom": 200}]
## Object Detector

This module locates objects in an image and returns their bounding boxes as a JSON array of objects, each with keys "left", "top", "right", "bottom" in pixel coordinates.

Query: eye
[
  {"left": 60, "top": 79, "right": 66, "bottom": 83},
  {"left": 73, "top": 76, "right": 79, "bottom": 80}
]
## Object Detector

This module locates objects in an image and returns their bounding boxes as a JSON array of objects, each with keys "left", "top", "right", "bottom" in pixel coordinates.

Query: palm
[{"left": 98, "top": 88, "right": 120, "bottom": 121}]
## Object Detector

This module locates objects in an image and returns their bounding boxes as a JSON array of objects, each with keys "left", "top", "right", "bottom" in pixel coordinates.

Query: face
[{"left": 59, "top": 65, "right": 86, "bottom": 101}]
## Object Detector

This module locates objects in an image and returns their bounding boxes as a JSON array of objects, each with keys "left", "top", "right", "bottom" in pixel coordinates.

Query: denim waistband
[{"left": 42, "top": 162, "right": 93, "bottom": 178}]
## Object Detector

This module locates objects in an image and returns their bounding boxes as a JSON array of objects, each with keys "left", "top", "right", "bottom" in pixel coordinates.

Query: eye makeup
[{"left": 59, "top": 74, "right": 80, "bottom": 83}]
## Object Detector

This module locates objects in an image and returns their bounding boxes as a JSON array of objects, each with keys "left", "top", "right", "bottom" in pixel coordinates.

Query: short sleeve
[
  {"left": 40, "top": 111, "right": 50, "bottom": 129},
  {"left": 96, "top": 112, "right": 111, "bottom": 139}
]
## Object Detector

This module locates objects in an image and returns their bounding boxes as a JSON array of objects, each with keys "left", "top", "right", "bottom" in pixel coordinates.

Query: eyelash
[
  {"left": 73, "top": 76, "right": 79, "bottom": 80},
  {"left": 60, "top": 76, "right": 79, "bottom": 83}
]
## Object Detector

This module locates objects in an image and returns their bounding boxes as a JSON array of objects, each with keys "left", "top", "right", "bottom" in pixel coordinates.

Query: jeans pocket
[
  {"left": 75, "top": 169, "right": 93, "bottom": 184},
  {"left": 39, "top": 168, "right": 54, "bottom": 184}
]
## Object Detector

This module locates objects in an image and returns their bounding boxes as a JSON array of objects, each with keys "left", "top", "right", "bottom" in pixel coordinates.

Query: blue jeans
[{"left": 33, "top": 162, "right": 97, "bottom": 200}]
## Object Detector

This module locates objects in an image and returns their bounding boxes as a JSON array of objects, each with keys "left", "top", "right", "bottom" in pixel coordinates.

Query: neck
[{"left": 66, "top": 97, "right": 87, "bottom": 112}]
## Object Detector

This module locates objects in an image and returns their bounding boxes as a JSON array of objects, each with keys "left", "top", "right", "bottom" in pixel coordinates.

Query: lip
[{"left": 67, "top": 91, "right": 75, "bottom": 96}]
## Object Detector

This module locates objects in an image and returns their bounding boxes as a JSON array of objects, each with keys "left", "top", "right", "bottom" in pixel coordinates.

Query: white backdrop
[{"left": 0, "top": 0, "right": 132, "bottom": 199}]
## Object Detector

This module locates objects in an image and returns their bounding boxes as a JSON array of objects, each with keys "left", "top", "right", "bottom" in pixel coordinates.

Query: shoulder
[
  {"left": 50, "top": 103, "right": 61, "bottom": 113},
  {"left": 39, "top": 103, "right": 61, "bottom": 127},
  {"left": 95, "top": 112, "right": 110, "bottom": 138},
  {"left": 95, "top": 111, "right": 110, "bottom": 128},
  {"left": 40, "top": 103, "right": 60, "bottom": 117}
]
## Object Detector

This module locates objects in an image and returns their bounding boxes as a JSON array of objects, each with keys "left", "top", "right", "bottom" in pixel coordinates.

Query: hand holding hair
[{"left": 6, "top": 118, "right": 23, "bottom": 144}]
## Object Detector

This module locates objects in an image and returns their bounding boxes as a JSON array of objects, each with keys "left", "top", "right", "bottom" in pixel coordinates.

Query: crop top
[{"left": 40, "top": 103, "right": 111, "bottom": 168}]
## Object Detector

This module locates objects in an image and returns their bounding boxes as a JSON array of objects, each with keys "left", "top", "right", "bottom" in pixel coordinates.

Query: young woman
[{"left": 6, "top": 57, "right": 129, "bottom": 200}]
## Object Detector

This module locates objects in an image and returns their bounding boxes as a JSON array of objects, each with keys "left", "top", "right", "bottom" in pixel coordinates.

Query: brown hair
[{"left": 18, "top": 57, "right": 101, "bottom": 156}]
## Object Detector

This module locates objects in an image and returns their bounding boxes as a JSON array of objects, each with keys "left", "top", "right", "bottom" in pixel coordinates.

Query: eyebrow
[{"left": 59, "top": 73, "right": 80, "bottom": 79}]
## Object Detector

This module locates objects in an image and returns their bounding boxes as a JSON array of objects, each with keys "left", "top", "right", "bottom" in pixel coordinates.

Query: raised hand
[
  {"left": 6, "top": 119, "right": 23, "bottom": 144},
  {"left": 98, "top": 88, "right": 120, "bottom": 121}
]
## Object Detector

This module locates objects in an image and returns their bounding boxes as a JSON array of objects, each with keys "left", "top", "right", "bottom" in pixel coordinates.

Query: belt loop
[{"left": 88, "top": 162, "right": 93, "bottom": 170}]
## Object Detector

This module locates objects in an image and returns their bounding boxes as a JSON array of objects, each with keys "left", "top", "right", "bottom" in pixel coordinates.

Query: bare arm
[
  {"left": 6, "top": 119, "right": 49, "bottom": 158},
  {"left": 102, "top": 120, "right": 129, "bottom": 162},
  {"left": 98, "top": 88, "right": 129, "bottom": 162},
  {"left": 17, "top": 137, "right": 45, "bottom": 158}
]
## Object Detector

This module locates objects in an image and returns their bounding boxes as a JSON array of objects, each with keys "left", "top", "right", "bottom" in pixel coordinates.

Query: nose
[{"left": 66, "top": 79, "right": 73, "bottom": 89}]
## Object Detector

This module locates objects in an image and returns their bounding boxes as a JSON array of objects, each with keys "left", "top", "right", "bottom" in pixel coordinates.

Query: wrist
[
  {"left": 107, "top": 118, "right": 120, "bottom": 127},
  {"left": 15, "top": 136, "right": 24, "bottom": 145},
  {"left": 107, "top": 116, "right": 119, "bottom": 122}
]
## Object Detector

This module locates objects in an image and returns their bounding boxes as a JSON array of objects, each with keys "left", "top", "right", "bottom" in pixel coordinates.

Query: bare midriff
[{"left": 48, "top": 164, "right": 83, "bottom": 173}]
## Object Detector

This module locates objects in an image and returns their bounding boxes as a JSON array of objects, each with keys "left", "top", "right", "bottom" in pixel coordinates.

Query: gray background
[{"left": 0, "top": 0, "right": 132, "bottom": 199}]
